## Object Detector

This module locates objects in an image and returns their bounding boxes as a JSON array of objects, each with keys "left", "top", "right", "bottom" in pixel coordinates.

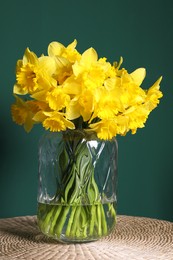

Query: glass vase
[{"left": 37, "top": 130, "right": 118, "bottom": 243}]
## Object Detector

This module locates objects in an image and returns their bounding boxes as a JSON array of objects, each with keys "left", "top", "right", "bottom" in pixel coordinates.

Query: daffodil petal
[
  {"left": 23, "top": 48, "right": 38, "bottom": 65},
  {"left": 38, "top": 56, "right": 56, "bottom": 75},
  {"left": 81, "top": 47, "right": 98, "bottom": 66},
  {"left": 13, "top": 84, "right": 28, "bottom": 95},
  {"left": 48, "top": 41, "right": 65, "bottom": 57},
  {"left": 130, "top": 68, "right": 146, "bottom": 86},
  {"left": 67, "top": 39, "right": 77, "bottom": 49}
]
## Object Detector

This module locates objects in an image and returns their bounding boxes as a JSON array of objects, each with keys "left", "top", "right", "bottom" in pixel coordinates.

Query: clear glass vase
[{"left": 37, "top": 130, "right": 118, "bottom": 243}]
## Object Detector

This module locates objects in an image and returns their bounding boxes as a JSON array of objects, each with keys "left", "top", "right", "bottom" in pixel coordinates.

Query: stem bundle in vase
[{"left": 37, "top": 131, "right": 116, "bottom": 241}]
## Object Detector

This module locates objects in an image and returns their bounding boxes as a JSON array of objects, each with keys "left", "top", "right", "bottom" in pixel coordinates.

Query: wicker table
[{"left": 0, "top": 215, "right": 173, "bottom": 260}]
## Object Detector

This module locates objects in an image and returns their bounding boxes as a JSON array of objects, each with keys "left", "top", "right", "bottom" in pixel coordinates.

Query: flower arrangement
[
  {"left": 11, "top": 39, "right": 162, "bottom": 140},
  {"left": 11, "top": 40, "right": 163, "bottom": 242}
]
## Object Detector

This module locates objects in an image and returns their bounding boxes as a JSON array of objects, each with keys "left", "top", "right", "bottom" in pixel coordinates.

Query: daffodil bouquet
[{"left": 11, "top": 40, "right": 163, "bottom": 242}]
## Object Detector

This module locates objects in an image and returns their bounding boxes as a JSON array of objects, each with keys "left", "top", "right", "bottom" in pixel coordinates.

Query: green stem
[
  {"left": 70, "top": 206, "right": 81, "bottom": 237},
  {"left": 89, "top": 205, "right": 96, "bottom": 235},
  {"left": 65, "top": 206, "right": 77, "bottom": 237},
  {"left": 96, "top": 205, "right": 102, "bottom": 236},
  {"left": 109, "top": 202, "right": 116, "bottom": 219},
  {"left": 42, "top": 206, "right": 55, "bottom": 233},
  {"left": 49, "top": 205, "right": 62, "bottom": 234},
  {"left": 80, "top": 207, "right": 88, "bottom": 238},
  {"left": 100, "top": 204, "right": 108, "bottom": 235},
  {"left": 54, "top": 206, "right": 70, "bottom": 237}
]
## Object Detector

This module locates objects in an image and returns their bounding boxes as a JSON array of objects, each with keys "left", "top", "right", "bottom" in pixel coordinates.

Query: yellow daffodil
[
  {"left": 72, "top": 48, "right": 110, "bottom": 90},
  {"left": 14, "top": 48, "right": 56, "bottom": 95},
  {"left": 11, "top": 39, "right": 163, "bottom": 140},
  {"left": 48, "top": 39, "right": 81, "bottom": 63},
  {"left": 42, "top": 112, "right": 75, "bottom": 132},
  {"left": 145, "top": 77, "right": 163, "bottom": 111},
  {"left": 46, "top": 87, "right": 70, "bottom": 111},
  {"left": 11, "top": 95, "right": 36, "bottom": 132},
  {"left": 88, "top": 119, "right": 119, "bottom": 140},
  {"left": 47, "top": 40, "right": 81, "bottom": 85},
  {"left": 66, "top": 89, "right": 95, "bottom": 121}
]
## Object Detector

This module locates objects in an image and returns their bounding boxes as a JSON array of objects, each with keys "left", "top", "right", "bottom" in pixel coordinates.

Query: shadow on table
[{"left": 2, "top": 227, "right": 64, "bottom": 245}]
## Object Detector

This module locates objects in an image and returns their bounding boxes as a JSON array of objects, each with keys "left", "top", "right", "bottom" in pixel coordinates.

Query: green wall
[{"left": 0, "top": 0, "right": 172, "bottom": 221}]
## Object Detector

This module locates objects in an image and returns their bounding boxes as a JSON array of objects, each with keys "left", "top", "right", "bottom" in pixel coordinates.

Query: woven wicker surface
[{"left": 0, "top": 215, "right": 173, "bottom": 260}]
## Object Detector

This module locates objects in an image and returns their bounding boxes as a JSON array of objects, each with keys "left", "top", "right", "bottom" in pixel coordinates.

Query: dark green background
[{"left": 0, "top": 0, "right": 172, "bottom": 221}]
